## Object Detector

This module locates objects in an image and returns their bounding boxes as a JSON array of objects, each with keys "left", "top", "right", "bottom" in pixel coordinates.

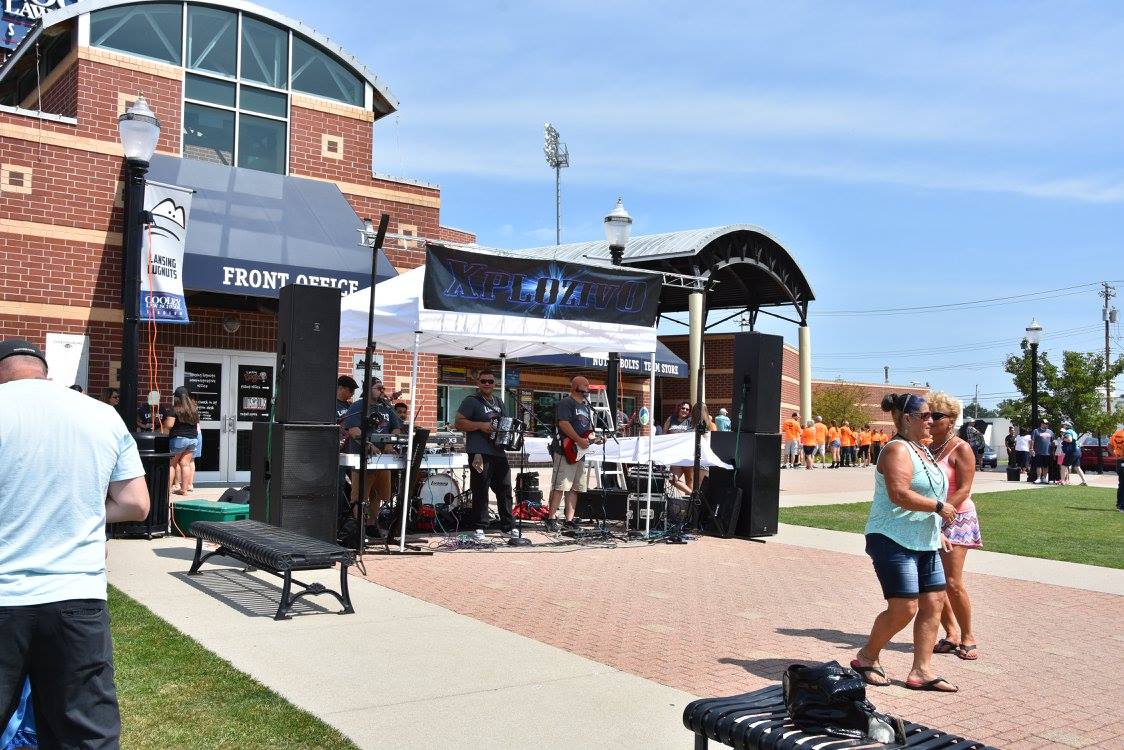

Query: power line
[
  {"left": 813, "top": 325, "right": 1101, "bottom": 360},
  {"left": 813, "top": 283, "right": 1099, "bottom": 317}
]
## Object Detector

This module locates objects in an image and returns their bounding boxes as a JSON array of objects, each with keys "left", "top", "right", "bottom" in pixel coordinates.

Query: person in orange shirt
[
  {"left": 858, "top": 425, "right": 873, "bottom": 467},
  {"left": 871, "top": 428, "right": 886, "bottom": 464},
  {"left": 828, "top": 420, "right": 841, "bottom": 468},
  {"left": 839, "top": 421, "right": 856, "bottom": 467},
  {"left": 800, "top": 420, "right": 818, "bottom": 470},
  {"left": 813, "top": 416, "right": 828, "bottom": 467},
  {"left": 782, "top": 412, "right": 802, "bottom": 469},
  {"left": 1110, "top": 425, "right": 1124, "bottom": 512}
]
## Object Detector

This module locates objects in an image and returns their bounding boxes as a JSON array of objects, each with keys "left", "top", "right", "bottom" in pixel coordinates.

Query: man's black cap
[
  {"left": 0, "top": 339, "right": 48, "bottom": 368},
  {"left": 337, "top": 375, "right": 359, "bottom": 390}
]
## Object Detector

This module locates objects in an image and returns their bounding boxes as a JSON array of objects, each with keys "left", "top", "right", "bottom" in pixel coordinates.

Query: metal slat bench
[
  {"left": 187, "top": 519, "right": 355, "bottom": 621},
  {"left": 684, "top": 685, "right": 996, "bottom": 749}
]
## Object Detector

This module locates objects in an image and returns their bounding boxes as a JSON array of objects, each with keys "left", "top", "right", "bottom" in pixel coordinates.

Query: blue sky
[{"left": 276, "top": 0, "right": 1123, "bottom": 409}]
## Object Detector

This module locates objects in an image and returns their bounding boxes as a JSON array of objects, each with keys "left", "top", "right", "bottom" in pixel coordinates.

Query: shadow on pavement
[
  {"left": 717, "top": 656, "right": 793, "bottom": 682},
  {"left": 775, "top": 627, "right": 912, "bottom": 653},
  {"left": 170, "top": 569, "right": 331, "bottom": 619}
]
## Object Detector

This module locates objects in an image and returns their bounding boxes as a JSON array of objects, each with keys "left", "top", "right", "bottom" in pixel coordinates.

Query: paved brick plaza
[{"left": 356, "top": 532, "right": 1124, "bottom": 748}]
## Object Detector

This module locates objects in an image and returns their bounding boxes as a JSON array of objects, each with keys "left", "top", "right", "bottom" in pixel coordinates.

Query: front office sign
[{"left": 184, "top": 255, "right": 365, "bottom": 298}]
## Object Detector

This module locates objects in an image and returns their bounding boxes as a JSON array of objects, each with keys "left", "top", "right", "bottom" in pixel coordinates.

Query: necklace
[
  {"left": 890, "top": 434, "right": 945, "bottom": 496},
  {"left": 930, "top": 435, "right": 953, "bottom": 458}
]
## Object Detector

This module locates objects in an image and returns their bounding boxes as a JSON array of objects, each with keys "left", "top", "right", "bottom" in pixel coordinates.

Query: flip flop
[
  {"left": 905, "top": 677, "right": 958, "bottom": 693},
  {"left": 956, "top": 643, "right": 978, "bottom": 661},
  {"left": 933, "top": 638, "right": 959, "bottom": 654},
  {"left": 849, "top": 659, "right": 890, "bottom": 687}
]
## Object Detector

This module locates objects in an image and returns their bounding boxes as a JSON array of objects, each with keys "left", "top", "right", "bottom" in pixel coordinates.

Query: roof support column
[
  {"left": 799, "top": 323, "right": 812, "bottom": 423},
  {"left": 688, "top": 290, "right": 705, "bottom": 407}
]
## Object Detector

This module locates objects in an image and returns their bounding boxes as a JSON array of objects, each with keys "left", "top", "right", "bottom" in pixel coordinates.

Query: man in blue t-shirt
[
  {"left": 454, "top": 369, "right": 514, "bottom": 532},
  {"left": 0, "top": 339, "right": 150, "bottom": 748},
  {"left": 1030, "top": 419, "right": 1055, "bottom": 484}
]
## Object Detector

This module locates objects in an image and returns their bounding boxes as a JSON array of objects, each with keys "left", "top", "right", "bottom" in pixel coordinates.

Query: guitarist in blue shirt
[{"left": 544, "top": 376, "right": 601, "bottom": 532}]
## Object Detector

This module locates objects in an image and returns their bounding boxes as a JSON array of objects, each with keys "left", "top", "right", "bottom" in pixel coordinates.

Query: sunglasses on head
[{"left": 478, "top": 379, "right": 494, "bottom": 384}]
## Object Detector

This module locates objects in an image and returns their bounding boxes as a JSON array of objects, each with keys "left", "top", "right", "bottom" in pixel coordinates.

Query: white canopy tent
[{"left": 339, "top": 265, "right": 666, "bottom": 550}]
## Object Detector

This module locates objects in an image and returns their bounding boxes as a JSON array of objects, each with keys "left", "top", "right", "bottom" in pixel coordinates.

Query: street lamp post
[
  {"left": 603, "top": 198, "right": 632, "bottom": 442},
  {"left": 117, "top": 97, "right": 161, "bottom": 427},
  {"left": 1025, "top": 318, "right": 1043, "bottom": 483}
]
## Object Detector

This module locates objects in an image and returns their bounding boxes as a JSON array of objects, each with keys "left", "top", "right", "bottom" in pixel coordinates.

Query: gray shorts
[{"left": 551, "top": 453, "right": 588, "bottom": 493}]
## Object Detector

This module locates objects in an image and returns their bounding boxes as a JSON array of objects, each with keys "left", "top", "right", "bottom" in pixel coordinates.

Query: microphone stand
[{"left": 509, "top": 400, "right": 533, "bottom": 547}]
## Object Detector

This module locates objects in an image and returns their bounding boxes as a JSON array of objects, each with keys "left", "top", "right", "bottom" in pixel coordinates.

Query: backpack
[{"left": 782, "top": 661, "right": 905, "bottom": 744}]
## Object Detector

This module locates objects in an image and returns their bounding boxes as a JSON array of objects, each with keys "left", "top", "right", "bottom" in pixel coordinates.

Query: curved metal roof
[
  {"left": 494, "top": 225, "right": 815, "bottom": 317},
  {"left": 0, "top": 0, "right": 398, "bottom": 116}
]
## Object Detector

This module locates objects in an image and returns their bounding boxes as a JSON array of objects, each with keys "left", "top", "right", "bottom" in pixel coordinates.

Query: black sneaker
[
  {"left": 543, "top": 518, "right": 559, "bottom": 532},
  {"left": 562, "top": 519, "right": 579, "bottom": 530}
]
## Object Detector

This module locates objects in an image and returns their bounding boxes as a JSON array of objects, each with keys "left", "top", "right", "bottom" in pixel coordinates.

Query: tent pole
[
  {"left": 357, "top": 214, "right": 389, "bottom": 562},
  {"left": 398, "top": 331, "right": 421, "bottom": 553},
  {"left": 645, "top": 349, "right": 656, "bottom": 537}
]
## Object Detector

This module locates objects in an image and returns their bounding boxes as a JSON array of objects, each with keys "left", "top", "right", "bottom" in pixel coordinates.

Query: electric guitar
[{"left": 560, "top": 429, "right": 606, "bottom": 463}]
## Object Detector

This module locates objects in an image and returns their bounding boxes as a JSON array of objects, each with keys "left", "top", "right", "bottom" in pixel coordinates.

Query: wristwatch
[{"left": 934, "top": 500, "right": 945, "bottom": 515}]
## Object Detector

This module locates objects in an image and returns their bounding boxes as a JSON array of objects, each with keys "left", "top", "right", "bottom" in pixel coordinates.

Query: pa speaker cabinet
[
  {"left": 575, "top": 489, "right": 629, "bottom": 522},
  {"left": 250, "top": 422, "right": 339, "bottom": 542},
  {"left": 729, "top": 332, "right": 783, "bottom": 433},
  {"left": 275, "top": 285, "right": 341, "bottom": 424},
  {"left": 709, "top": 431, "right": 781, "bottom": 538},
  {"left": 699, "top": 472, "right": 742, "bottom": 538}
]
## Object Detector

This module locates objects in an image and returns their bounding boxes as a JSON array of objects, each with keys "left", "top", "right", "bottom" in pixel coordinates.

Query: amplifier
[
  {"left": 575, "top": 489, "right": 629, "bottom": 522},
  {"left": 628, "top": 495, "right": 666, "bottom": 532}
]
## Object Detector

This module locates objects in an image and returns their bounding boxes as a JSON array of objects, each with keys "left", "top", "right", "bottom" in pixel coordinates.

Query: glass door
[
  {"left": 174, "top": 349, "right": 275, "bottom": 484},
  {"left": 176, "top": 351, "right": 225, "bottom": 484}
]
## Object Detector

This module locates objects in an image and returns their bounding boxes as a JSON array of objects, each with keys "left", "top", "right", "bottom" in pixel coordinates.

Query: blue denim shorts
[
  {"left": 865, "top": 533, "right": 946, "bottom": 599},
  {"left": 169, "top": 436, "right": 199, "bottom": 455}
]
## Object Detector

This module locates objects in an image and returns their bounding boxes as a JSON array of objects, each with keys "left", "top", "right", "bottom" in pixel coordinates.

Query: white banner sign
[
  {"left": 140, "top": 181, "right": 193, "bottom": 324},
  {"left": 352, "top": 353, "right": 385, "bottom": 389}
]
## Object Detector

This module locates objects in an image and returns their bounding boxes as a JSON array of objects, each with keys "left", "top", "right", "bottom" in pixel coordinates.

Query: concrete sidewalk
[{"left": 107, "top": 537, "right": 696, "bottom": 750}]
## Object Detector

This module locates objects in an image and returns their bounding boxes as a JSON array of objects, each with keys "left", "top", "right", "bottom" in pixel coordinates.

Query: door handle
[{"left": 226, "top": 415, "right": 236, "bottom": 433}]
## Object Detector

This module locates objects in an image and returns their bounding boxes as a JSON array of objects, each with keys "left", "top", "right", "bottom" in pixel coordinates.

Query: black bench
[
  {"left": 188, "top": 519, "right": 355, "bottom": 621},
  {"left": 684, "top": 685, "right": 996, "bottom": 749}
]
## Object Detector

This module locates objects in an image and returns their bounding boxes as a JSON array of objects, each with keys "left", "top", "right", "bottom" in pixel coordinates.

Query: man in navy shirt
[
  {"left": 342, "top": 378, "right": 403, "bottom": 520},
  {"left": 1030, "top": 419, "right": 1055, "bottom": 484},
  {"left": 455, "top": 369, "right": 514, "bottom": 532}
]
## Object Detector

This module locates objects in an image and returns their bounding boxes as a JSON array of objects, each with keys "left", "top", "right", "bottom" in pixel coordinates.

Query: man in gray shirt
[
  {"left": 455, "top": 369, "right": 514, "bottom": 532},
  {"left": 1030, "top": 419, "right": 1055, "bottom": 484}
]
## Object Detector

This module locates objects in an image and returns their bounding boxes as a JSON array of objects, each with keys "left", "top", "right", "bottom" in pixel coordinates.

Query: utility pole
[
  {"left": 883, "top": 365, "right": 889, "bottom": 384},
  {"left": 1101, "top": 282, "right": 1117, "bottom": 414},
  {"left": 974, "top": 384, "right": 979, "bottom": 419},
  {"left": 543, "top": 124, "right": 570, "bottom": 245}
]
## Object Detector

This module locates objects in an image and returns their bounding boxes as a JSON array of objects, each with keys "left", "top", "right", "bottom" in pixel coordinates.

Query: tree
[
  {"left": 961, "top": 400, "right": 999, "bottom": 419},
  {"left": 997, "top": 341, "right": 1124, "bottom": 435},
  {"left": 812, "top": 383, "right": 871, "bottom": 427}
]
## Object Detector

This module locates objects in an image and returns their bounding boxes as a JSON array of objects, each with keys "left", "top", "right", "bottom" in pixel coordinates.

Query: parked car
[
  {"left": 980, "top": 444, "right": 998, "bottom": 469},
  {"left": 1080, "top": 437, "right": 1120, "bottom": 472}
]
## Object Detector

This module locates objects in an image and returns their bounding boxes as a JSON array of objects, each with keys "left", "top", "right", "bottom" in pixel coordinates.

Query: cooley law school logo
[{"left": 3, "top": 0, "right": 77, "bottom": 50}]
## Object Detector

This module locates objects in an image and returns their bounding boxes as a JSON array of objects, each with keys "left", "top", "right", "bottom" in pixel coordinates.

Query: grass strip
[
  {"left": 110, "top": 587, "right": 358, "bottom": 749},
  {"left": 780, "top": 486, "right": 1123, "bottom": 569}
]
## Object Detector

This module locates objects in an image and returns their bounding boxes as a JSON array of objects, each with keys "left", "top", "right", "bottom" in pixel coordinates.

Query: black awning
[
  {"left": 147, "top": 155, "right": 396, "bottom": 298},
  {"left": 515, "top": 340, "right": 687, "bottom": 378}
]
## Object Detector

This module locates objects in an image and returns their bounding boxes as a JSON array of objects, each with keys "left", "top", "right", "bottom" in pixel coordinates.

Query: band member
[
  {"left": 341, "top": 377, "right": 403, "bottom": 518},
  {"left": 335, "top": 375, "right": 359, "bottom": 517},
  {"left": 545, "top": 376, "right": 597, "bottom": 532},
  {"left": 335, "top": 375, "right": 358, "bottom": 421},
  {"left": 454, "top": 369, "right": 514, "bottom": 532}
]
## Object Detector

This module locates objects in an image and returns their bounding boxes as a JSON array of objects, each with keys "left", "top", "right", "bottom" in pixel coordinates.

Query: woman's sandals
[{"left": 849, "top": 658, "right": 890, "bottom": 687}]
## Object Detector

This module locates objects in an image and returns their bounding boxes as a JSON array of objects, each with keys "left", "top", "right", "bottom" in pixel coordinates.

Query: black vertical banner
[{"left": 422, "top": 245, "right": 660, "bottom": 327}]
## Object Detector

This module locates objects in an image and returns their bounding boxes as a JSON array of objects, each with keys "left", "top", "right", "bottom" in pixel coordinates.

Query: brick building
[{"left": 0, "top": 0, "right": 467, "bottom": 484}]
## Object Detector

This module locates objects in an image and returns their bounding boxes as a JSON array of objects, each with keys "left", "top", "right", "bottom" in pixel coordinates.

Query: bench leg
[
  {"left": 339, "top": 562, "right": 355, "bottom": 615},
  {"left": 694, "top": 733, "right": 708, "bottom": 750},
  {"left": 275, "top": 570, "right": 294, "bottom": 621},
  {"left": 188, "top": 536, "right": 205, "bottom": 574}
]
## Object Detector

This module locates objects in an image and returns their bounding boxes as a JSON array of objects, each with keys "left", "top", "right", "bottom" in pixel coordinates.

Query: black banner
[{"left": 422, "top": 245, "right": 660, "bottom": 327}]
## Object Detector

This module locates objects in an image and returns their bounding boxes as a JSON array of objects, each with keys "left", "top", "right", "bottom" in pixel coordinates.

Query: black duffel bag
[{"left": 782, "top": 661, "right": 905, "bottom": 743}]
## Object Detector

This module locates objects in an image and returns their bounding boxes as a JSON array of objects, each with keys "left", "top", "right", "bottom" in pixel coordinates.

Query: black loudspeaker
[
  {"left": 250, "top": 422, "right": 339, "bottom": 542},
  {"left": 575, "top": 489, "right": 629, "bottom": 522},
  {"left": 217, "top": 486, "right": 251, "bottom": 504},
  {"left": 700, "top": 473, "right": 742, "bottom": 538},
  {"left": 1006, "top": 466, "right": 1021, "bottom": 481},
  {"left": 275, "top": 285, "right": 341, "bottom": 424},
  {"left": 730, "top": 332, "right": 783, "bottom": 434},
  {"left": 709, "top": 431, "right": 781, "bottom": 538}
]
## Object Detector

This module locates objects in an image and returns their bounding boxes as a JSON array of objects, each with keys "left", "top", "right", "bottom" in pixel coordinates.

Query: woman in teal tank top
[{"left": 851, "top": 393, "right": 960, "bottom": 693}]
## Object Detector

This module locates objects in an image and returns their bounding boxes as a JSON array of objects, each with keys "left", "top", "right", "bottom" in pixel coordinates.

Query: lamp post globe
[
  {"left": 1025, "top": 317, "right": 1043, "bottom": 346},
  {"left": 116, "top": 96, "right": 161, "bottom": 427},
  {"left": 604, "top": 198, "right": 632, "bottom": 265},
  {"left": 117, "top": 96, "right": 161, "bottom": 165}
]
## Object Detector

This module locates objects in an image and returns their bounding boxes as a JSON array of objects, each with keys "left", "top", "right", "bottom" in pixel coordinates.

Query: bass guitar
[{"left": 560, "top": 429, "right": 605, "bottom": 464}]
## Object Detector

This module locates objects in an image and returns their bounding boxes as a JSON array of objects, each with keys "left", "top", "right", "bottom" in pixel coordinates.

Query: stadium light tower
[{"left": 543, "top": 123, "right": 570, "bottom": 245}]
